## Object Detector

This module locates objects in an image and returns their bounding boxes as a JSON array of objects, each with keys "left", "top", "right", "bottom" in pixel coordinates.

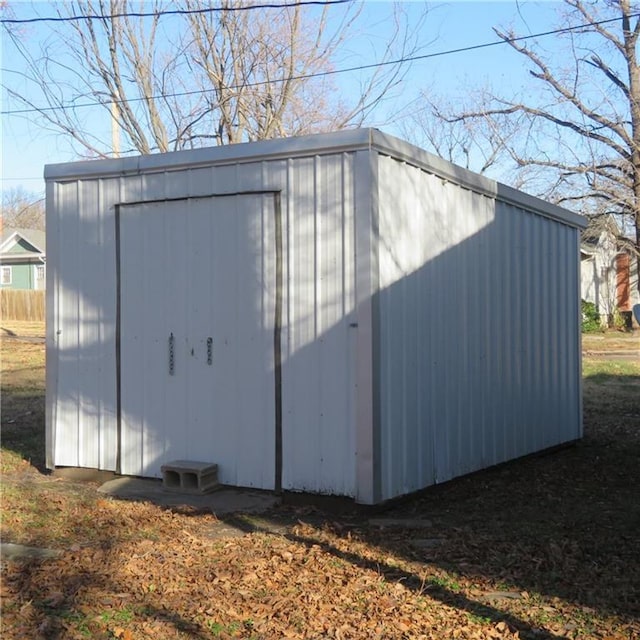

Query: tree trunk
[{"left": 622, "top": 0, "right": 640, "bottom": 296}]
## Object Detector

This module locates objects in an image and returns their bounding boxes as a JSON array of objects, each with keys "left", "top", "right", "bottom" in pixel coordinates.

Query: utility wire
[
  {"left": 2, "top": 11, "right": 638, "bottom": 117},
  {"left": 0, "top": 0, "right": 353, "bottom": 24}
]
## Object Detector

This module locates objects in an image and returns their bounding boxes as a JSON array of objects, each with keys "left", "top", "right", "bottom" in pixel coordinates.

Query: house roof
[
  {"left": 0, "top": 228, "right": 46, "bottom": 257},
  {"left": 580, "top": 214, "right": 637, "bottom": 256}
]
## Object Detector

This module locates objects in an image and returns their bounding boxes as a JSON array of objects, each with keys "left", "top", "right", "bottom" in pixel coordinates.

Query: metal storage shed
[{"left": 45, "top": 128, "right": 586, "bottom": 505}]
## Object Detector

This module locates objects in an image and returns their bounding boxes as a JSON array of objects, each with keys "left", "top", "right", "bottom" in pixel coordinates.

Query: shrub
[
  {"left": 581, "top": 299, "right": 601, "bottom": 332},
  {"left": 611, "top": 309, "right": 631, "bottom": 331}
]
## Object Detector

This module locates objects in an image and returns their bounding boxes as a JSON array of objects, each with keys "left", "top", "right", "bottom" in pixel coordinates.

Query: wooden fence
[{"left": 1, "top": 289, "right": 45, "bottom": 322}]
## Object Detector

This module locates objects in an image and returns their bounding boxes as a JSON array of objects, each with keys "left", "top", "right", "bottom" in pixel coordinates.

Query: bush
[
  {"left": 611, "top": 309, "right": 631, "bottom": 331},
  {"left": 581, "top": 299, "right": 601, "bottom": 332}
]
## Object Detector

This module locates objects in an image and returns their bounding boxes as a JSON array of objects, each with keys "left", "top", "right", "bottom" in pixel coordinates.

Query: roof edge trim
[{"left": 44, "top": 129, "right": 374, "bottom": 181}]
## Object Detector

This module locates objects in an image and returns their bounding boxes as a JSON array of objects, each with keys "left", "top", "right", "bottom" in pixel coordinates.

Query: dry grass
[
  {"left": 1, "top": 322, "right": 639, "bottom": 640},
  {"left": 1, "top": 322, "right": 46, "bottom": 473},
  {"left": 582, "top": 329, "right": 640, "bottom": 353},
  {"left": 1, "top": 321, "right": 46, "bottom": 338}
]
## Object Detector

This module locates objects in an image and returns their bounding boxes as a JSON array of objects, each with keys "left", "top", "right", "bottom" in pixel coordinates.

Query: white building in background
[{"left": 580, "top": 215, "right": 639, "bottom": 327}]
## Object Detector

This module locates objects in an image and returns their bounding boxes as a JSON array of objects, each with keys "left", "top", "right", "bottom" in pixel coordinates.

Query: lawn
[
  {"left": 1, "top": 323, "right": 639, "bottom": 639},
  {"left": 581, "top": 330, "right": 639, "bottom": 354}
]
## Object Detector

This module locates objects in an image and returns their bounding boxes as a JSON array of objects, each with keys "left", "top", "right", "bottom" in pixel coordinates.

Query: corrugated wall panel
[
  {"left": 45, "top": 180, "right": 57, "bottom": 469},
  {"left": 280, "top": 153, "right": 357, "bottom": 496},
  {"left": 76, "top": 180, "right": 101, "bottom": 469},
  {"left": 49, "top": 150, "right": 357, "bottom": 497},
  {"left": 376, "top": 156, "right": 582, "bottom": 501},
  {"left": 353, "top": 148, "right": 378, "bottom": 504},
  {"left": 53, "top": 181, "right": 82, "bottom": 467},
  {"left": 97, "top": 179, "right": 119, "bottom": 471},
  {"left": 48, "top": 178, "right": 120, "bottom": 471}
]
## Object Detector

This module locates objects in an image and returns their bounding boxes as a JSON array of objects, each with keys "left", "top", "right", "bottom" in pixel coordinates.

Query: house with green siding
[{"left": 0, "top": 228, "right": 46, "bottom": 290}]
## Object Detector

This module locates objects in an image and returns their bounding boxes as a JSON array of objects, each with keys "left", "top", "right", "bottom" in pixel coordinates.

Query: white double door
[{"left": 118, "top": 194, "right": 276, "bottom": 488}]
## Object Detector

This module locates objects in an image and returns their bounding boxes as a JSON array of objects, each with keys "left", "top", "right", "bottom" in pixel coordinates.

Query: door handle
[
  {"left": 169, "top": 333, "right": 175, "bottom": 375},
  {"left": 207, "top": 337, "right": 213, "bottom": 365}
]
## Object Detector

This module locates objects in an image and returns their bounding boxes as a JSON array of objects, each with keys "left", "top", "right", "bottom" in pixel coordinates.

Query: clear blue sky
[{"left": 1, "top": 1, "right": 564, "bottom": 199}]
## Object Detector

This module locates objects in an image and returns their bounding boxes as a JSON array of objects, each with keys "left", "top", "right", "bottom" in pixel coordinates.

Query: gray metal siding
[
  {"left": 47, "top": 151, "right": 358, "bottom": 496},
  {"left": 45, "top": 180, "right": 58, "bottom": 470},
  {"left": 280, "top": 154, "right": 357, "bottom": 496},
  {"left": 46, "top": 129, "right": 585, "bottom": 503},
  {"left": 46, "top": 179, "right": 120, "bottom": 471},
  {"left": 353, "top": 149, "right": 379, "bottom": 504},
  {"left": 376, "top": 156, "right": 582, "bottom": 501}
]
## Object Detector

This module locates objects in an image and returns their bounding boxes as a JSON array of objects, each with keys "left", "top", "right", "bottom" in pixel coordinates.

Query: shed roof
[{"left": 44, "top": 128, "right": 586, "bottom": 230}]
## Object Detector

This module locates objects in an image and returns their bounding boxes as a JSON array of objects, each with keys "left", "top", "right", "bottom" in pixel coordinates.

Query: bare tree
[
  {"left": 3, "top": 0, "right": 427, "bottom": 156},
  {"left": 398, "top": 89, "right": 526, "bottom": 181},
  {"left": 424, "top": 0, "right": 640, "bottom": 270},
  {"left": 182, "top": 0, "right": 353, "bottom": 144},
  {"left": 1, "top": 188, "right": 46, "bottom": 231}
]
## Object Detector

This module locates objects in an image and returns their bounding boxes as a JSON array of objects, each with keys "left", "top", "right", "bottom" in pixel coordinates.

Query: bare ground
[{"left": 1, "top": 323, "right": 639, "bottom": 639}]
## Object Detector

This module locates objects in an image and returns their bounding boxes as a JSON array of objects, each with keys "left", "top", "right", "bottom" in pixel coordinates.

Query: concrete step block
[{"left": 161, "top": 460, "right": 219, "bottom": 494}]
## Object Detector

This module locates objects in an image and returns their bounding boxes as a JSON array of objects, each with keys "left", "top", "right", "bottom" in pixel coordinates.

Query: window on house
[
  {"left": 1, "top": 266, "right": 12, "bottom": 285},
  {"left": 36, "top": 265, "right": 45, "bottom": 280}
]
